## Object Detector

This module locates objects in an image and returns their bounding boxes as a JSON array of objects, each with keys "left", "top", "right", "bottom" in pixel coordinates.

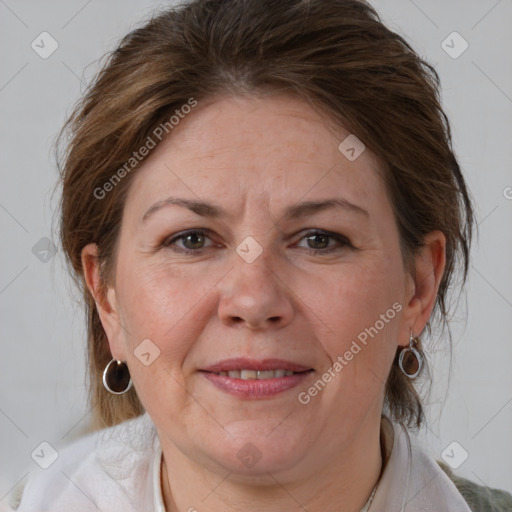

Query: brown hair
[{"left": 58, "top": 0, "right": 474, "bottom": 430}]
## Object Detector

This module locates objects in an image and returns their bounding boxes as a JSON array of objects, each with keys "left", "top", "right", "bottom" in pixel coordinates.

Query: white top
[{"left": 11, "top": 412, "right": 471, "bottom": 512}]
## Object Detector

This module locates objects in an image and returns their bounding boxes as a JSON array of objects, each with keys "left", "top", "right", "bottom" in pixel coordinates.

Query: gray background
[{"left": 1, "top": 0, "right": 511, "bottom": 508}]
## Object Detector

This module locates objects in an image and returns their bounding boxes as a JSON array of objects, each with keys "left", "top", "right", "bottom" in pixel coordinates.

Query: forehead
[{"left": 126, "top": 94, "right": 387, "bottom": 218}]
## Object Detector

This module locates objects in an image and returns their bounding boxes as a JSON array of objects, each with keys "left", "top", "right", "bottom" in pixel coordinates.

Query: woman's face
[{"left": 88, "top": 94, "right": 438, "bottom": 479}]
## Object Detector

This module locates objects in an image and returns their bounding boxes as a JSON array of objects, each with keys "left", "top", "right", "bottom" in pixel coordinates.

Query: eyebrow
[{"left": 141, "top": 197, "right": 369, "bottom": 223}]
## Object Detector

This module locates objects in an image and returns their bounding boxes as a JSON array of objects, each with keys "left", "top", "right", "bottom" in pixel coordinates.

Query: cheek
[
  {"left": 114, "top": 258, "right": 218, "bottom": 358},
  {"left": 113, "top": 262, "right": 202, "bottom": 409},
  {"left": 325, "top": 256, "right": 403, "bottom": 322},
  {"left": 313, "top": 255, "right": 405, "bottom": 373}
]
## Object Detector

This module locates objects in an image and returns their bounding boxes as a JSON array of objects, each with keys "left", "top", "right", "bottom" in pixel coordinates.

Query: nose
[{"left": 217, "top": 248, "right": 294, "bottom": 330}]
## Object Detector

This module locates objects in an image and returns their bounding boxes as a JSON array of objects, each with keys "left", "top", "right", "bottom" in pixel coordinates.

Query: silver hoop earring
[
  {"left": 398, "top": 332, "right": 423, "bottom": 379},
  {"left": 103, "top": 359, "right": 133, "bottom": 394}
]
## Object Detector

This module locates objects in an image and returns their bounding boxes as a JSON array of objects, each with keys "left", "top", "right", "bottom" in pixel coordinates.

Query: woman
[{"left": 11, "top": 0, "right": 512, "bottom": 510}]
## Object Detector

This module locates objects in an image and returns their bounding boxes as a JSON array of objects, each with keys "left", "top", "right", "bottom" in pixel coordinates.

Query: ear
[
  {"left": 399, "top": 230, "right": 446, "bottom": 346},
  {"left": 81, "top": 243, "right": 126, "bottom": 361}
]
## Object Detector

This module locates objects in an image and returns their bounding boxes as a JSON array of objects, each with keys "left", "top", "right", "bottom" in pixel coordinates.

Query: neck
[{"left": 160, "top": 414, "right": 386, "bottom": 512}]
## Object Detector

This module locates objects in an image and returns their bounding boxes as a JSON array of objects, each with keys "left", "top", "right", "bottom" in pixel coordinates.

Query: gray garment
[{"left": 437, "top": 460, "right": 512, "bottom": 512}]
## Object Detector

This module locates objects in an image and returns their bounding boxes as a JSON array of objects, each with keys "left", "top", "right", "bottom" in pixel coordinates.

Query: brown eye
[
  {"left": 306, "top": 233, "right": 330, "bottom": 250},
  {"left": 163, "top": 230, "right": 214, "bottom": 254},
  {"left": 295, "top": 229, "right": 352, "bottom": 254},
  {"left": 181, "top": 232, "right": 206, "bottom": 250}
]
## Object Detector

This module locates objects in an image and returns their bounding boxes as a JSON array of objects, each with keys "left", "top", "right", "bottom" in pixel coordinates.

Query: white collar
[{"left": 370, "top": 418, "right": 471, "bottom": 511}]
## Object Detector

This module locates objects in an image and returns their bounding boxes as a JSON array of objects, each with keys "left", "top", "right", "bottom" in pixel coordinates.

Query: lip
[
  {"left": 201, "top": 358, "right": 313, "bottom": 373},
  {"left": 200, "top": 358, "right": 314, "bottom": 399},
  {"left": 202, "top": 371, "right": 314, "bottom": 399}
]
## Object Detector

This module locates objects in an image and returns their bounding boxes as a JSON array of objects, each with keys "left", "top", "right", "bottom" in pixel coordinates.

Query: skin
[{"left": 82, "top": 93, "right": 446, "bottom": 512}]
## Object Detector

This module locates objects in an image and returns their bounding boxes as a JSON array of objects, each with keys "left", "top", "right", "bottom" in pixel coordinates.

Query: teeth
[
  {"left": 255, "top": 370, "right": 274, "bottom": 379},
  {"left": 216, "top": 369, "right": 295, "bottom": 379}
]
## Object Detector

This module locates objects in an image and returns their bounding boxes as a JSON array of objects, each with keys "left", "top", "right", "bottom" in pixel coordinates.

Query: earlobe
[{"left": 400, "top": 230, "right": 446, "bottom": 344}]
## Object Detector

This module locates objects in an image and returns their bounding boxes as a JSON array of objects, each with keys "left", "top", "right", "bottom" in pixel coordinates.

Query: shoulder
[
  {"left": 13, "top": 413, "right": 158, "bottom": 512},
  {"left": 437, "top": 460, "right": 512, "bottom": 512}
]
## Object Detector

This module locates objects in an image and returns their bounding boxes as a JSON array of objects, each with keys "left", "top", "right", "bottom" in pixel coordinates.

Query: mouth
[
  {"left": 200, "top": 358, "right": 314, "bottom": 398},
  {"left": 202, "top": 357, "right": 313, "bottom": 374},
  {"left": 208, "top": 369, "right": 310, "bottom": 379}
]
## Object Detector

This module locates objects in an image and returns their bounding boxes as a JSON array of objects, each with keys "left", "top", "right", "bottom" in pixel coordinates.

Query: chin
[{"left": 203, "top": 427, "right": 310, "bottom": 477}]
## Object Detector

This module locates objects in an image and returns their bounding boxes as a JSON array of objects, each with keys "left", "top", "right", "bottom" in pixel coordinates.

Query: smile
[
  {"left": 212, "top": 369, "right": 296, "bottom": 379},
  {"left": 201, "top": 368, "right": 315, "bottom": 399}
]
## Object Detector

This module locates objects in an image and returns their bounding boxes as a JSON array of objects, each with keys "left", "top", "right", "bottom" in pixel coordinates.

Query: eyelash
[{"left": 161, "top": 229, "right": 353, "bottom": 255}]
